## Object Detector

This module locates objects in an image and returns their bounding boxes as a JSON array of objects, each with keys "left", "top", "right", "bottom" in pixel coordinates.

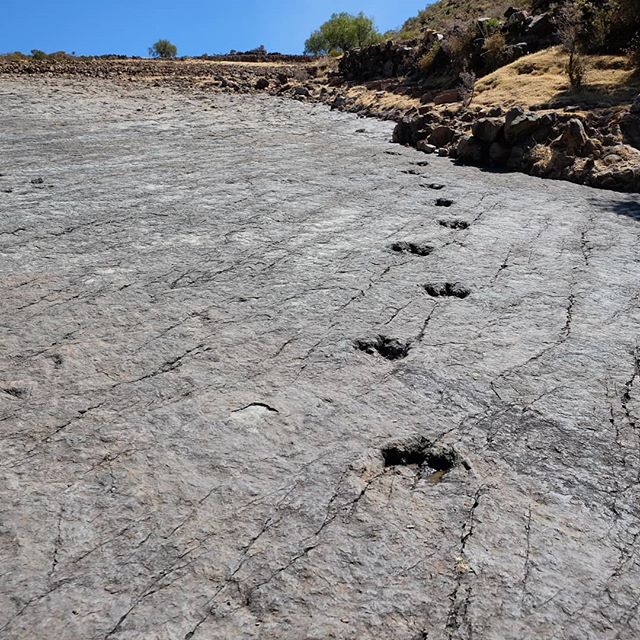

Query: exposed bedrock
[{"left": 1, "top": 77, "right": 640, "bottom": 640}]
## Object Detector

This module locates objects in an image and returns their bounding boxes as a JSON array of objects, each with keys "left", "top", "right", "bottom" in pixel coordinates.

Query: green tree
[
  {"left": 149, "top": 39, "right": 177, "bottom": 59},
  {"left": 304, "top": 12, "right": 382, "bottom": 55}
]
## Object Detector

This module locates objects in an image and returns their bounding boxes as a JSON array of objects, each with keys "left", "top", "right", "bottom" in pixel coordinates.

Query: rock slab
[{"left": 1, "top": 77, "right": 640, "bottom": 640}]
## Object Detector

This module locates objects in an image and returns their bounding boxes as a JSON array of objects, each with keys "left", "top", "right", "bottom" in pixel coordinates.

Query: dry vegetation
[
  {"left": 474, "top": 46, "right": 640, "bottom": 108},
  {"left": 402, "top": 0, "right": 529, "bottom": 35}
]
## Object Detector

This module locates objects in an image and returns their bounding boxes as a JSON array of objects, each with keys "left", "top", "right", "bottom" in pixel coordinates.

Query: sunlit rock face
[{"left": 1, "top": 76, "right": 640, "bottom": 640}]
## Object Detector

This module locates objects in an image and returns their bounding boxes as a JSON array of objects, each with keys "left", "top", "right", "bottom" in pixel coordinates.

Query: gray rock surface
[{"left": 1, "top": 76, "right": 640, "bottom": 640}]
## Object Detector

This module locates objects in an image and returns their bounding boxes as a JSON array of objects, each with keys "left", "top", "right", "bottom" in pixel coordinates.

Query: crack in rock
[{"left": 232, "top": 402, "right": 279, "bottom": 414}]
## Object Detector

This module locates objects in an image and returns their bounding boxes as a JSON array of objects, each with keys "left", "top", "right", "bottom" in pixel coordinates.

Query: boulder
[
  {"left": 553, "top": 118, "right": 589, "bottom": 155},
  {"left": 472, "top": 118, "right": 503, "bottom": 143},
  {"left": 255, "top": 78, "right": 269, "bottom": 90},
  {"left": 293, "top": 86, "right": 310, "bottom": 97},
  {"left": 507, "top": 145, "right": 527, "bottom": 170},
  {"left": 526, "top": 13, "right": 554, "bottom": 39},
  {"left": 433, "top": 89, "right": 460, "bottom": 105},
  {"left": 504, "top": 111, "right": 553, "bottom": 143},
  {"left": 416, "top": 140, "right": 437, "bottom": 154},
  {"left": 429, "top": 125, "right": 456, "bottom": 148},
  {"left": 489, "top": 142, "right": 511, "bottom": 165},
  {"left": 331, "top": 95, "right": 346, "bottom": 110},
  {"left": 504, "top": 10, "right": 531, "bottom": 36},
  {"left": 621, "top": 96, "right": 640, "bottom": 150},
  {"left": 393, "top": 116, "right": 414, "bottom": 145},
  {"left": 457, "top": 135, "right": 485, "bottom": 164}
]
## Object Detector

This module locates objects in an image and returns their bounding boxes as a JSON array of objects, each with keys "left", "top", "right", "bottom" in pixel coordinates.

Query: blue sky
[{"left": 2, "top": 1, "right": 430, "bottom": 57}]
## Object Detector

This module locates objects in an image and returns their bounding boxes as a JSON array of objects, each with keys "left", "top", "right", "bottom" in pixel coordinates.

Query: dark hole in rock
[
  {"left": 385, "top": 150, "right": 402, "bottom": 156},
  {"left": 412, "top": 161, "right": 430, "bottom": 167},
  {"left": 423, "top": 183, "right": 445, "bottom": 190},
  {"left": 355, "top": 335, "right": 411, "bottom": 361},
  {"left": 30, "top": 178, "right": 44, "bottom": 185},
  {"left": 402, "top": 169, "right": 421, "bottom": 175},
  {"left": 439, "top": 219, "right": 470, "bottom": 230},
  {"left": 355, "top": 128, "right": 366, "bottom": 133},
  {"left": 381, "top": 440, "right": 461, "bottom": 484},
  {"left": 50, "top": 353, "right": 64, "bottom": 368},
  {"left": 390, "top": 241, "right": 433, "bottom": 256},
  {"left": 435, "top": 198, "right": 454, "bottom": 207},
  {"left": 423, "top": 282, "right": 471, "bottom": 299},
  {"left": 3, "top": 387, "right": 27, "bottom": 399},
  {"left": 3, "top": 189, "right": 13, "bottom": 193}
]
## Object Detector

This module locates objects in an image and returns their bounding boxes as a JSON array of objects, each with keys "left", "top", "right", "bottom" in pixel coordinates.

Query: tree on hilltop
[
  {"left": 149, "top": 39, "right": 177, "bottom": 59},
  {"left": 304, "top": 13, "right": 382, "bottom": 55}
]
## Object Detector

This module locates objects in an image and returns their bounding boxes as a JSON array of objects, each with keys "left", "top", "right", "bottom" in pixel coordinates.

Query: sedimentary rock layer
[{"left": 1, "top": 77, "right": 639, "bottom": 640}]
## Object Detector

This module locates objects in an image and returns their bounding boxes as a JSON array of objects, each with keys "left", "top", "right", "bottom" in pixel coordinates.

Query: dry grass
[
  {"left": 345, "top": 85, "right": 421, "bottom": 112},
  {"left": 403, "top": 0, "right": 529, "bottom": 34},
  {"left": 474, "top": 46, "right": 639, "bottom": 108}
]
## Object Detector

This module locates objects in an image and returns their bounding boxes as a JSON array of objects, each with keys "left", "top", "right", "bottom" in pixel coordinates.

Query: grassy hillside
[
  {"left": 401, "top": 0, "right": 530, "bottom": 35},
  {"left": 473, "top": 46, "right": 639, "bottom": 108}
]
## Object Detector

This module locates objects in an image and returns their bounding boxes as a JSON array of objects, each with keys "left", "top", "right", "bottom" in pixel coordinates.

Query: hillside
[{"left": 402, "top": 0, "right": 530, "bottom": 34}]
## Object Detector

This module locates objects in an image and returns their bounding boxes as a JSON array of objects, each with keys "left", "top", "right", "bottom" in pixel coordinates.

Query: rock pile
[
  {"left": 0, "top": 56, "right": 325, "bottom": 100},
  {"left": 338, "top": 6, "right": 558, "bottom": 83},
  {"left": 339, "top": 41, "right": 416, "bottom": 81},
  {"left": 393, "top": 105, "right": 640, "bottom": 193}
]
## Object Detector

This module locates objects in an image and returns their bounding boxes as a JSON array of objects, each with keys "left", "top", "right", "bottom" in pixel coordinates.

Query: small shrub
[
  {"left": 149, "top": 39, "right": 177, "bottom": 59},
  {"left": 569, "top": 55, "right": 587, "bottom": 90},
  {"left": 30, "top": 49, "right": 46, "bottom": 60},
  {"left": 459, "top": 70, "right": 476, "bottom": 106},
  {"left": 3, "top": 51, "right": 27, "bottom": 61},
  {"left": 479, "top": 18, "right": 503, "bottom": 38},
  {"left": 483, "top": 31, "right": 508, "bottom": 70},
  {"left": 556, "top": 4, "right": 587, "bottom": 90},
  {"left": 418, "top": 43, "right": 442, "bottom": 74},
  {"left": 443, "top": 26, "right": 475, "bottom": 73}
]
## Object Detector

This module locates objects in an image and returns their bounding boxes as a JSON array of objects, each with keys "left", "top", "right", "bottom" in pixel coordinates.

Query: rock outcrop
[
  {"left": 621, "top": 94, "right": 640, "bottom": 150},
  {"left": 393, "top": 104, "right": 640, "bottom": 193},
  {"left": 2, "top": 76, "right": 640, "bottom": 640},
  {"left": 339, "top": 41, "right": 416, "bottom": 81}
]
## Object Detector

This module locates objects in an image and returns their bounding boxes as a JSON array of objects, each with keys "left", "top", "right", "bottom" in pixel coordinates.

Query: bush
[
  {"left": 459, "top": 70, "right": 476, "bottom": 106},
  {"left": 31, "top": 49, "right": 46, "bottom": 60},
  {"left": 571, "top": 0, "right": 640, "bottom": 55},
  {"left": 556, "top": 4, "right": 587, "bottom": 90},
  {"left": 418, "top": 43, "right": 442, "bottom": 74},
  {"left": 149, "top": 39, "right": 177, "bottom": 59},
  {"left": 479, "top": 18, "right": 503, "bottom": 38},
  {"left": 3, "top": 51, "right": 27, "bottom": 61},
  {"left": 483, "top": 31, "right": 508, "bottom": 70},
  {"left": 304, "top": 12, "right": 382, "bottom": 55},
  {"left": 443, "top": 26, "right": 475, "bottom": 73}
]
